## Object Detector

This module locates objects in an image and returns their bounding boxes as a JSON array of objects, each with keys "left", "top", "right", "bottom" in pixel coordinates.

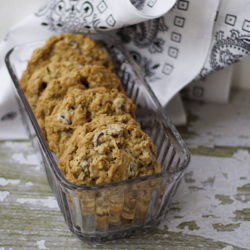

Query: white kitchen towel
[
  {"left": 115, "top": 0, "right": 219, "bottom": 103},
  {"left": 0, "top": 0, "right": 176, "bottom": 140},
  {"left": 182, "top": 0, "right": 250, "bottom": 102},
  {"left": 0, "top": 0, "right": 249, "bottom": 140},
  {"left": 182, "top": 65, "right": 234, "bottom": 103},
  {"left": 34, "top": 0, "right": 176, "bottom": 30}
]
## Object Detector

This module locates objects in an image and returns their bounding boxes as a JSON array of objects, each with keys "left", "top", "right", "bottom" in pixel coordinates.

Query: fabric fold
[
  {"left": 34, "top": 0, "right": 176, "bottom": 32},
  {"left": 1, "top": 0, "right": 250, "bottom": 140}
]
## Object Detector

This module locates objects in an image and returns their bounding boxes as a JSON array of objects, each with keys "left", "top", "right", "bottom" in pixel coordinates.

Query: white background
[
  {"left": 0, "top": 0, "right": 249, "bottom": 90},
  {"left": 0, "top": 0, "right": 48, "bottom": 41}
]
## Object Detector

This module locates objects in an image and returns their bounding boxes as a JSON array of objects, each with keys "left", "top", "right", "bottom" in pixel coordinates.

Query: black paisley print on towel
[
  {"left": 36, "top": 0, "right": 108, "bottom": 33},
  {"left": 117, "top": 17, "right": 168, "bottom": 54},
  {"left": 200, "top": 29, "right": 250, "bottom": 78},
  {"left": 130, "top": 0, "right": 146, "bottom": 10}
]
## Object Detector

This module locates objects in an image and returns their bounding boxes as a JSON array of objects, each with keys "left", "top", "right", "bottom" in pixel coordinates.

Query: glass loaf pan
[{"left": 5, "top": 33, "right": 190, "bottom": 242}]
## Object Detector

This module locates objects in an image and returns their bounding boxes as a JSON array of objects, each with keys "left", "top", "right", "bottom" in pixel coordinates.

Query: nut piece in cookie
[
  {"left": 45, "top": 87, "right": 137, "bottom": 156},
  {"left": 20, "top": 33, "right": 113, "bottom": 91},
  {"left": 58, "top": 123, "right": 161, "bottom": 186}
]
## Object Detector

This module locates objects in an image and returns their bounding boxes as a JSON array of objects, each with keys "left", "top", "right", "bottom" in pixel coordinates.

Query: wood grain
[{"left": 1, "top": 89, "right": 250, "bottom": 249}]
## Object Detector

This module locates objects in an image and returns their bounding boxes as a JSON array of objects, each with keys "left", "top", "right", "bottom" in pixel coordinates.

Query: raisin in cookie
[
  {"left": 20, "top": 33, "right": 113, "bottom": 91},
  {"left": 35, "top": 65, "right": 125, "bottom": 137},
  {"left": 45, "top": 88, "right": 137, "bottom": 156},
  {"left": 25, "top": 62, "right": 83, "bottom": 111},
  {"left": 58, "top": 123, "right": 161, "bottom": 186}
]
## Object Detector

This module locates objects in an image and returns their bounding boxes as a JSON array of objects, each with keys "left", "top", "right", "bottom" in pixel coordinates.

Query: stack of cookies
[{"left": 21, "top": 33, "right": 161, "bottom": 186}]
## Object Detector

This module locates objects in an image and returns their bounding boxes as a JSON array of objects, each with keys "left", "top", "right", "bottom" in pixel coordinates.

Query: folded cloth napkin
[
  {"left": 0, "top": 0, "right": 249, "bottom": 140},
  {"left": 184, "top": 0, "right": 250, "bottom": 102}
]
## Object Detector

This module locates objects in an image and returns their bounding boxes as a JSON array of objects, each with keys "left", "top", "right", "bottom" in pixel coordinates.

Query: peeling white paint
[
  {"left": 183, "top": 90, "right": 250, "bottom": 147},
  {"left": 12, "top": 152, "right": 40, "bottom": 165},
  {"left": 0, "top": 191, "right": 10, "bottom": 202},
  {"left": 0, "top": 191, "right": 10, "bottom": 201},
  {"left": 3, "top": 141, "right": 31, "bottom": 149},
  {"left": 36, "top": 240, "right": 48, "bottom": 250},
  {"left": 3, "top": 141, "right": 42, "bottom": 169},
  {"left": 0, "top": 178, "right": 20, "bottom": 186},
  {"left": 25, "top": 182, "right": 34, "bottom": 187},
  {"left": 221, "top": 246, "right": 234, "bottom": 250},
  {"left": 233, "top": 149, "right": 250, "bottom": 161},
  {"left": 35, "top": 165, "right": 42, "bottom": 171},
  {"left": 16, "top": 196, "right": 59, "bottom": 209},
  {"left": 164, "top": 154, "right": 250, "bottom": 249}
]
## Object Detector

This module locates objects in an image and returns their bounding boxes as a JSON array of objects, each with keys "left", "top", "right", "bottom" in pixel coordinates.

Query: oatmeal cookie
[
  {"left": 25, "top": 62, "right": 82, "bottom": 111},
  {"left": 20, "top": 33, "right": 113, "bottom": 91},
  {"left": 45, "top": 87, "right": 137, "bottom": 156},
  {"left": 35, "top": 65, "right": 125, "bottom": 137},
  {"left": 58, "top": 123, "right": 161, "bottom": 186},
  {"left": 72, "top": 64, "right": 125, "bottom": 94}
]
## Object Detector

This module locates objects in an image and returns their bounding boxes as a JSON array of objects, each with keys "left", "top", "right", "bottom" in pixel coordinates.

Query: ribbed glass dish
[{"left": 5, "top": 33, "right": 190, "bottom": 242}]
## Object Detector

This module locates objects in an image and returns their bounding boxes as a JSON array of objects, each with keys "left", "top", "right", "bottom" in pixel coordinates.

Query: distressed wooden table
[{"left": 1, "top": 89, "right": 250, "bottom": 250}]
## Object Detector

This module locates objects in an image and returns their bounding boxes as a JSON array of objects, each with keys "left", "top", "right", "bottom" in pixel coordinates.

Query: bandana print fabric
[{"left": 0, "top": 0, "right": 249, "bottom": 140}]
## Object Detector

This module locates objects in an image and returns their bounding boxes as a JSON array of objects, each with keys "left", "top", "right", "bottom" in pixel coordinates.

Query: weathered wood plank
[
  {"left": 178, "top": 89, "right": 250, "bottom": 147},
  {"left": 1, "top": 143, "right": 249, "bottom": 249},
  {"left": 1, "top": 89, "right": 250, "bottom": 249}
]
